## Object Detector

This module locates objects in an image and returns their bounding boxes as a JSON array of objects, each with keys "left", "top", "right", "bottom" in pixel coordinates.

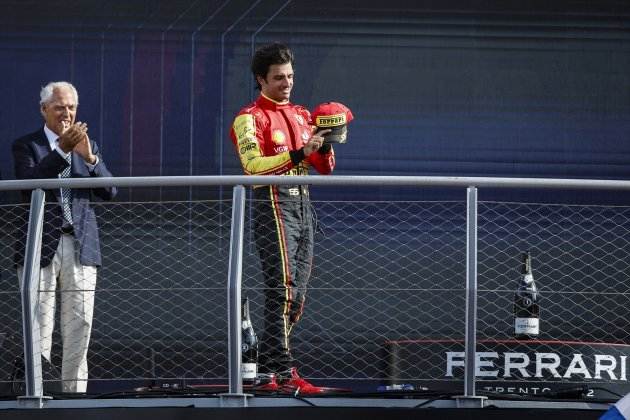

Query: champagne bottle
[
  {"left": 241, "top": 297, "right": 258, "bottom": 382},
  {"left": 513, "top": 251, "right": 540, "bottom": 339}
]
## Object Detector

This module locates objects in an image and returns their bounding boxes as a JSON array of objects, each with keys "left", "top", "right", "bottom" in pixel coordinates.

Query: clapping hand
[
  {"left": 57, "top": 122, "right": 87, "bottom": 153},
  {"left": 71, "top": 122, "right": 97, "bottom": 164}
]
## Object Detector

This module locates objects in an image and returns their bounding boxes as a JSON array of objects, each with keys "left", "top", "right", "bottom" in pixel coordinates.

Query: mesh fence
[
  {"left": 475, "top": 201, "right": 630, "bottom": 391},
  {"left": 0, "top": 203, "right": 29, "bottom": 394},
  {"left": 92, "top": 200, "right": 232, "bottom": 384},
  {"left": 243, "top": 199, "right": 467, "bottom": 389},
  {"left": 1, "top": 193, "right": 630, "bottom": 394}
]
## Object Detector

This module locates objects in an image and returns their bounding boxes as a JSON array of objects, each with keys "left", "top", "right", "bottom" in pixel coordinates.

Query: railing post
[
  {"left": 457, "top": 186, "right": 486, "bottom": 408},
  {"left": 18, "top": 188, "right": 49, "bottom": 408},
  {"left": 222, "top": 184, "right": 249, "bottom": 406}
]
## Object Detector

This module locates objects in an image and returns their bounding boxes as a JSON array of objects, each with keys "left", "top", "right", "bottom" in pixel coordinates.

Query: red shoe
[
  {"left": 250, "top": 373, "right": 279, "bottom": 392},
  {"left": 279, "top": 368, "right": 327, "bottom": 395}
]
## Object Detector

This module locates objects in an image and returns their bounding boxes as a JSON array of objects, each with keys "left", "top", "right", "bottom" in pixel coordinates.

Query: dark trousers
[{"left": 253, "top": 185, "right": 314, "bottom": 373}]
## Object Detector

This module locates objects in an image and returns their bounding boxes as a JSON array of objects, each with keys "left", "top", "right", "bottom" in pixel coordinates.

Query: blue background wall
[
  {"left": 1, "top": 0, "right": 629, "bottom": 202},
  {"left": 0, "top": 0, "right": 629, "bottom": 392}
]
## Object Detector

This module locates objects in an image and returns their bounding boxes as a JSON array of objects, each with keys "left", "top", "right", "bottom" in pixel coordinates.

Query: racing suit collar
[{"left": 258, "top": 93, "right": 292, "bottom": 110}]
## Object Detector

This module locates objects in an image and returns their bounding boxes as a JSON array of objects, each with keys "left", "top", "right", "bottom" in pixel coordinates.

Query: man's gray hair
[{"left": 39, "top": 81, "right": 79, "bottom": 107}]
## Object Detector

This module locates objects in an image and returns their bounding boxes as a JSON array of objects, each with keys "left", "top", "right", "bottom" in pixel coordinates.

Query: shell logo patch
[{"left": 271, "top": 129, "right": 286, "bottom": 145}]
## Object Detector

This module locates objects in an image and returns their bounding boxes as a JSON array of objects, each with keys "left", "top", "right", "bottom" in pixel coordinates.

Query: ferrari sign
[{"left": 445, "top": 351, "right": 628, "bottom": 380}]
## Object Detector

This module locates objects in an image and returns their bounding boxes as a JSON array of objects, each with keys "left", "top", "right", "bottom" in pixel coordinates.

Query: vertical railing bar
[
  {"left": 19, "top": 188, "right": 46, "bottom": 407},
  {"left": 464, "top": 186, "right": 478, "bottom": 397},
  {"left": 227, "top": 185, "right": 246, "bottom": 395}
]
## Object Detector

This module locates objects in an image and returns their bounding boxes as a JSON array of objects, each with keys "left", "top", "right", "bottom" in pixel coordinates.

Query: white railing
[{"left": 2, "top": 175, "right": 630, "bottom": 409}]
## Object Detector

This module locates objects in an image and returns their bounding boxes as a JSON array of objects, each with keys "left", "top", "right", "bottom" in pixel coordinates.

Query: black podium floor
[{"left": 0, "top": 406, "right": 608, "bottom": 420}]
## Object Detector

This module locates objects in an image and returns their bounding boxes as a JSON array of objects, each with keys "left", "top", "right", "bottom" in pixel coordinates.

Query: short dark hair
[{"left": 251, "top": 43, "right": 294, "bottom": 90}]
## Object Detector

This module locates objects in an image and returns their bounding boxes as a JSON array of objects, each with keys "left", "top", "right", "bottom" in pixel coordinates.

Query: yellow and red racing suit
[{"left": 230, "top": 93, "right": 335, "bottom": 373}]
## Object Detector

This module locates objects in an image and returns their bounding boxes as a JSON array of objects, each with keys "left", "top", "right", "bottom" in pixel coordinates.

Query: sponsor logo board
[{"left": 385, "top": 339, "right": 630, "bottom": 398}]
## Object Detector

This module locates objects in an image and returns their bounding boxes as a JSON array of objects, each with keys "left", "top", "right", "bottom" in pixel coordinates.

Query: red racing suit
[{"left": 230, "top": 93, "right": 335, "bottom": 373}]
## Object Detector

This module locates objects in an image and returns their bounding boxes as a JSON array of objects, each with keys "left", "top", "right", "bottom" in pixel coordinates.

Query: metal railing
[{"left": 2, "top": 175, "right": 630, "bottom": 408}]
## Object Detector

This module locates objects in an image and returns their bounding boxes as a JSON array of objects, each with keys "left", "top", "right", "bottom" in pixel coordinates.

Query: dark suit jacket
[{"left": 12, "top": 127, "right": 117, "bottom": 267}]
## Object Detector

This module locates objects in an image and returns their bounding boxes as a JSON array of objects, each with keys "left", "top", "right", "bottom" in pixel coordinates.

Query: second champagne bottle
[
  {"left": 513, "top": 251, "right": 540, "bottom": 339},
  {"left": 242, "top": 297, "right": 259, "bottom": 383}
]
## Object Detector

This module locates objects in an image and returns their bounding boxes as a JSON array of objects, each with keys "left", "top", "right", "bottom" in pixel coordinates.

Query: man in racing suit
[{"left": 230, "top": 43, "right": 334, "bottom": 394}]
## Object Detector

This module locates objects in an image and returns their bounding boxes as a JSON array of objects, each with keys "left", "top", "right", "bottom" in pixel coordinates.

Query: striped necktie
[{"left": 60, "top": 153, "right": 73, "bottom": 225}]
